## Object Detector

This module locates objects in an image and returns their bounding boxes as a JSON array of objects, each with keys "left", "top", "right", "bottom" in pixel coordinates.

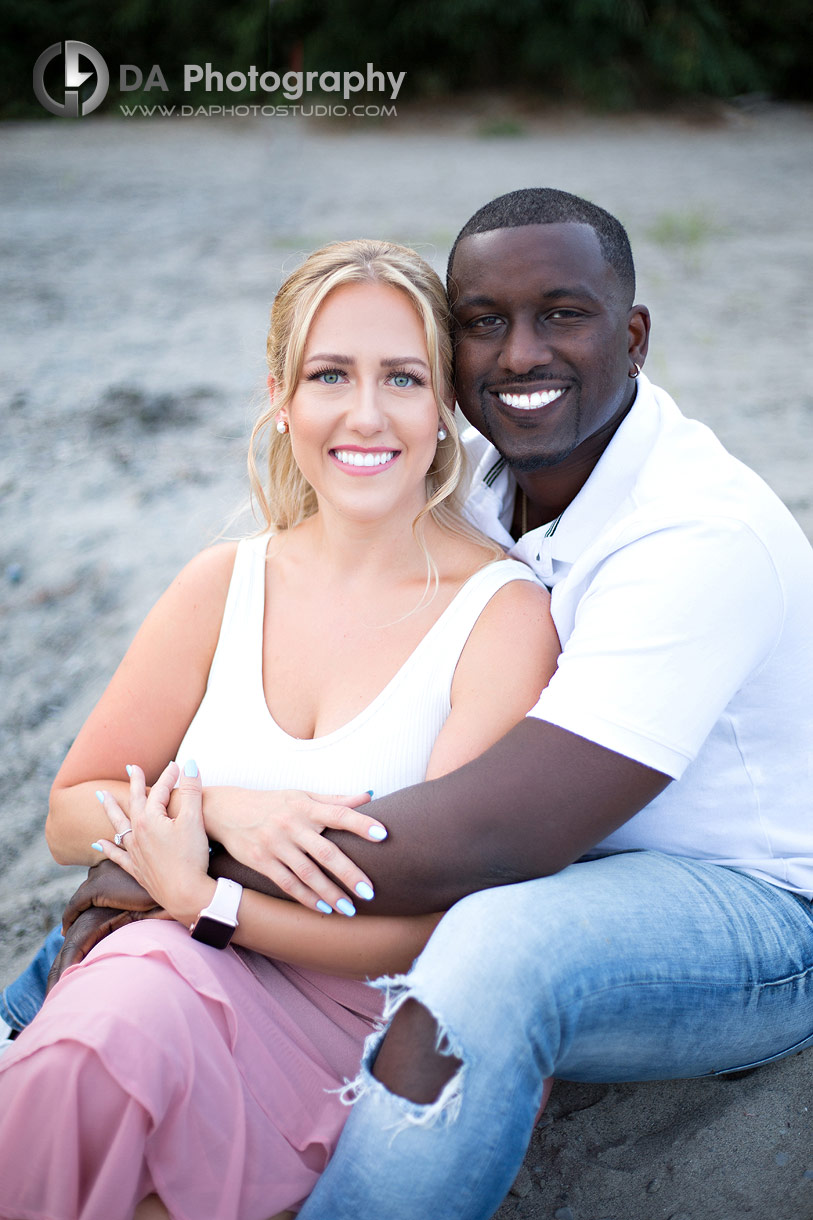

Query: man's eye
[
  {"left": 548, "top": 309, "right": 582, "bottom": 320},
  {"left": 466, "top": 315, "right": 502, "bottom": 329}
]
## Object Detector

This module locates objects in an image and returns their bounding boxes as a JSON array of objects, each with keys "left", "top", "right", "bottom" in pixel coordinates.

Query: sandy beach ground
[{"left": 1, "top": 102, "right": 812, "bottom": 1217}]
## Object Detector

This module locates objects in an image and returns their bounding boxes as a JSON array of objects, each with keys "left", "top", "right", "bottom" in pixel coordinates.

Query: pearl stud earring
[
  {"left": 276, "top": 419, "right": 289, "bottom": 434},
  {"left": 437, "top": 427, "right": 447, "bottom": 441}
]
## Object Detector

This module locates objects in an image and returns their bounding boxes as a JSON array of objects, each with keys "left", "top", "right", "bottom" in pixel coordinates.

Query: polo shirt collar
[{"left": 466, "top": 375, "right": 663, "bottom": 586}]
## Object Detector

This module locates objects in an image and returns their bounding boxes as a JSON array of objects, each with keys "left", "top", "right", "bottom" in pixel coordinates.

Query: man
[
  {"left": 292, "top": 189, "right": 813, "bottom": 1217},
  {"left": 30, "top": 189, "right": 813, "bottom": 1217}
]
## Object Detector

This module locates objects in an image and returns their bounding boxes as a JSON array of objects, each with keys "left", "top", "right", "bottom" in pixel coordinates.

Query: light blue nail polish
[
  {"left": 125, "top": 765, "right": 133, "bottom": 777},
  {"left": 95, "top": 790, "right": 105, "bottom": 804},
  {"left": 183, "top": 759, "right": 198, "bottom": 778},
  {"left": 368, "top": 825, "right": 387, "bottom": 841},
  {"left": 91, "top": 842, "right": 104, "bottom": 852},
  {"left": 355, "top": 881, "right": 374, "bottom": 901},
  {"left": 315, "top": 900, "right": 333, "bottom": 915},
  {"left": 336, "top": 898, "right": 356, "bottom": 917},
  {"left": 366, "top": 789, "right": 375, "bottom": 797}
]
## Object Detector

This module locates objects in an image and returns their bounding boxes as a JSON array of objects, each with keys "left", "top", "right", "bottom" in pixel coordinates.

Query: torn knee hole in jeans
[{"left": 335, "top": 972, "right": 466, "bottom": 1139}]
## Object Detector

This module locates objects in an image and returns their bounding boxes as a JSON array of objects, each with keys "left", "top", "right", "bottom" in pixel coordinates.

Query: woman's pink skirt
[{"left": 0, "top": 920, "right": 382, "bottom": 1220}]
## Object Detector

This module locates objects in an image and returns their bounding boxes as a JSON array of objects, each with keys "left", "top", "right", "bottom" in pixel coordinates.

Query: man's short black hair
[{"left": 447, "top": 188, "right": 636, "bottom": 305}]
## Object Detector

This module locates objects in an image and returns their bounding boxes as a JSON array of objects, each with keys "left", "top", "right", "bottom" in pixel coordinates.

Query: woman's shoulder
[
  {"left": 175, "top": 539, "right": 241, "bottom": 593},
  {"left": 436, "top": 533, "right": 544, "bottom": 597},
  {"left": 470, "top": 567, "right": 552, "bottom": 628},
  {"left": 153, "top": 541, "right": 244, "bottom": 639}
]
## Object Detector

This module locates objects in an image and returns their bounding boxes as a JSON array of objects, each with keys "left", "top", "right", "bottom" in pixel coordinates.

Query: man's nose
[{"left": 498, "top": 320, "right": 553, "bottom": 375}]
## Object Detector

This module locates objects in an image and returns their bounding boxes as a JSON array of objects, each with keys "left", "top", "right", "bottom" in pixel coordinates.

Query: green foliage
[
  {"left": 646, "top": 207, "right": 723, "bottom": 249},
  {"left": 2, "top": 0, "right": 810, "bottom": 118},
  {"left": 268, "top": 0, "right": 812, "bottom": 106}
]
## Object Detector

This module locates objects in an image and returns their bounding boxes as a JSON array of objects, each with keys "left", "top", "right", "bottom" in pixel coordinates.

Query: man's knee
[{"left": 372, "top": 997, "right": 462, "bottom": 1104}]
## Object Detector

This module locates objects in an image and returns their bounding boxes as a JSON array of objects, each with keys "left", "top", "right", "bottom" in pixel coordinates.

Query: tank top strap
[
  {"left": 205, "top": 533, "right": 272, "bottom": 695},
  {"left": 398, "top": 558, "right": 539, "bottom": 697}
]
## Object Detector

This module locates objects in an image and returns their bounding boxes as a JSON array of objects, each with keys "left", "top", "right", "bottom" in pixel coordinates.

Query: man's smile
[{"left": 496, "top": 388, "right": 565, "bottom": 411}]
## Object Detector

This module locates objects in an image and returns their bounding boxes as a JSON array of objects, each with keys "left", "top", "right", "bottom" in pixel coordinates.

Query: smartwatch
[{"left": 190, "top": 878, "right": 243, "bottom": 949}]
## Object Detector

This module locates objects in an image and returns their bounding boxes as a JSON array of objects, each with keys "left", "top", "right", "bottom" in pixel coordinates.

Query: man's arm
[{"left": 214, "top": 718, "right": 669, "bottom": 914}]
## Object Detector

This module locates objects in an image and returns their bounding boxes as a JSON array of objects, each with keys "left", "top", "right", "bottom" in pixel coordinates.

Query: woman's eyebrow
[
  {"left": 304, "top": 353, "right": 430, "bottom": 370},
  {"left": 304, "top": 352, "right": 355, "bottom": 364},
  {"left": 380, "top": 356, "right": 430, "bottom": 370}
]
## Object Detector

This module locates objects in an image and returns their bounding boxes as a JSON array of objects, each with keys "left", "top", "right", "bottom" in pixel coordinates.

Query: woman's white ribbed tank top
[{"left": 176, "top": 533, "right": 538, "bottom": 797}]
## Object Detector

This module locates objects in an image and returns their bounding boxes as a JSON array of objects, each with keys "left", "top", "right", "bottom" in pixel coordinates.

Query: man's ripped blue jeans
[{"left": 299, "top": 851, "right": 813, "bottom": 1220}]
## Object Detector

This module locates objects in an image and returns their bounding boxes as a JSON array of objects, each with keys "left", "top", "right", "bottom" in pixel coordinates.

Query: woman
[{"left": 0, "top": 240, "right": 558, "bottom": 1220}]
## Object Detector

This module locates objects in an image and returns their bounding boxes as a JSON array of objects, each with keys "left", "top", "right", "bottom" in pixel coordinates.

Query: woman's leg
[
  {"left": 299, "top": 852, "right": 813, "bottom": 1220},
  {"left": 0, "top": 1035, "right": 155, "bottom": 1220},
  {"left": 0, "top": 925, "right": 248, "bottom": 1220}
]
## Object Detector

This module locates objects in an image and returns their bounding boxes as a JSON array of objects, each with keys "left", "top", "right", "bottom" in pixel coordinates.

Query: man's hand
[
  {"left": 47, "top": 858, "right": 165, "bottom": 993},
  {"left": 61, "top": 857, "right": 158, "bottom": 933},
  {"left": 47, "top": 902, "right": 166, "bottom": 992}
]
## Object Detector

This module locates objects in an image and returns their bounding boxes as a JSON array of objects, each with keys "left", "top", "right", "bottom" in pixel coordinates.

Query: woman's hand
[
  {"left": 94, "top": 761, "right": 214, "bottom": 926},
  {"left": 206, "top": 788, "right": 389, "bottom": 916}
]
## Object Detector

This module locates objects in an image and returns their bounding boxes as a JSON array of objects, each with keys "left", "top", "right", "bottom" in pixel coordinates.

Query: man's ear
[{"left": 627, "top": 304, "right": 651, "bottom": 369}]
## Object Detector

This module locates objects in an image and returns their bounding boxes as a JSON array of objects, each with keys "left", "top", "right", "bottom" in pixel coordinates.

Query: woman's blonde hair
[{"left": 247, "top": 238, "right": 503, "bottom": 575}]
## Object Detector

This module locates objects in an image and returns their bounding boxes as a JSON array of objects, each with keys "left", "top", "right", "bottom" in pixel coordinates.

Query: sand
[{"left": 1, "top": 101, "right": 812, "bottom": 1218}]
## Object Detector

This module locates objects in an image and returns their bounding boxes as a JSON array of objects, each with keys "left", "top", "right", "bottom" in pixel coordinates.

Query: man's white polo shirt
[{"left": 464, "top": 374, "right": 813, "bottom": 898}]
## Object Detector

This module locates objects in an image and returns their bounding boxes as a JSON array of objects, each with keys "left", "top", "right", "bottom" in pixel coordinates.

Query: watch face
[{"left": 190, "top": 915, "right": 235, "bottom": 949}]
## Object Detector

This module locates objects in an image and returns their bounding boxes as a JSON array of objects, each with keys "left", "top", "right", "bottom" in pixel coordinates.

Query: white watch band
[{"left": 193, "top": 877, "right": 243, "bottom": 929}]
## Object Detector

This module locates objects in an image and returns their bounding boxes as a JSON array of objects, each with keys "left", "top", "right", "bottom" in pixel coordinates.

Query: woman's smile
[{"left": 330, "top": 446, "right": 401, "bottom": 474}]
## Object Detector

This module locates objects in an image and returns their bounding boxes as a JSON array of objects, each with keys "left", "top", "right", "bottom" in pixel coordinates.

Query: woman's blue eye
[
  {"left": 319, "top": 371, "right": 341, "bottom": 384},
  {"left": 390, "top": 373, "right": 414, "bottom": 388}
]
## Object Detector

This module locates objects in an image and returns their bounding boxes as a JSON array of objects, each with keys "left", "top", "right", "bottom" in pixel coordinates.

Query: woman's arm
[
  {"left": 426, "top": 576, "right": 558, "bottom": 780},
  {"left": 46, "top": 543, "right": 238, "bottom": 864}
]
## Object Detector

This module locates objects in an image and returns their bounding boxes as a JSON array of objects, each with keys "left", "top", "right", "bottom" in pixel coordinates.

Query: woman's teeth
[
  {"left": 333, "top": 450, "right": 395, "bottom": 467},
  {"left": 498, "top": 389, "right": 564, "bottom": 410}
]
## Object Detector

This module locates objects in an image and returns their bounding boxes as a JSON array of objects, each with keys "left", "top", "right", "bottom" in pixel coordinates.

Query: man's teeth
[
  {"left": 498, "top": 389, "right": 564, "bottom": 409},
  {"left": 333, "top": 450, "right": 395, "bottom": 467}
]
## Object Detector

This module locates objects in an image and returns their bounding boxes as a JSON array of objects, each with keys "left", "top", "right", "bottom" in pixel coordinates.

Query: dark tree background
[{"left": 2, "top": 0, "right": 810, "bottom": 116}]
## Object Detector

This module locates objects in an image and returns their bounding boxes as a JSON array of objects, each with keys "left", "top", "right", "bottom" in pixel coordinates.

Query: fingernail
[
  {"left": 91, "top": 842, "right": 104, "bottom": 852},
  {"left": 355, "top": 882, "right": 374, "bottom": 901},
  {"left": 316, "top": 900, "right": 333, "bottom": 915},
  {"left": 336, "top": 898, "right": 356, "bottom": 917},
  {"left": 95, "top": 790, "right": 105, "bottom": 804},
  {"left": 366, "top": 789, "right": 375, "bottom": 797},
  {"left": 183, "top": 759, "right": 198, "bottom": 778},
  {"left": 368, "top": 825, "right": 387, "bottom": 840},
  {"left": 125, "top": 765, "right": 133, "bottom": 777}
]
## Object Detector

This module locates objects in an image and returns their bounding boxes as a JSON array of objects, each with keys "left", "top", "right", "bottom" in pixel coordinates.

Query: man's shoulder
[{"left": 622, "top": 386, "right": 803, "bottom": 552}]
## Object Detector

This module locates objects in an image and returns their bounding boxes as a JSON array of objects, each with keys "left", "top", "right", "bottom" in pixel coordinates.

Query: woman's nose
[{"left": 344, "top": 380, "right": 387, "bottom": 434}]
